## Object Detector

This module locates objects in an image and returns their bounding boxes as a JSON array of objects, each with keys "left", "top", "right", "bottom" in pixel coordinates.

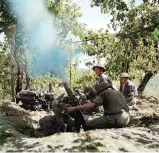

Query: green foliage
[
  {"left": 65, "top": 63, "right": 95, "bottom": 89},
  {"left": 118, "top": 4, "right": 159, "bottom": 38},
  {"left": 50, "top": 0, "right": 86, "bottom": 43},
  {"left": 83, "top": 3, "right": 159, "bottom": 81},
  {"left": 0, "top": 0, "right": 16, "bottom": 34},
  {"left": 90, "top": 0, "right": 136, "bottom": 30},
  {"left": 72, "top": 70, "right": 95, "bottom": 89},
  {"left": 117, "top": 4, "right": 159, "bottom": 73},
  {"left": 1, "top": 0, "right": 158, "bottom": 96},
  {"left": 30, "top": 75, "right": 61, "bottom": 89},
  {"left": 0, "top": 43, "right": 11, "bottom": 99},
  {"left": 0, "top": 0, "right": 86, "bottom": 99},
  {"left": 91, "top": 0, "right": 159, "bottom": 31},
  {"left": 82, "top": 29, "right": 112, "bottom": 57},
  {"left": 152, "top": 28, "right": 159, "bottom": 40},
  {"left": 47, "top": 0, "right": 62, "bottom": 16},
  {"left": 91, "top": 0, "right": 130, "bottom": 13}
]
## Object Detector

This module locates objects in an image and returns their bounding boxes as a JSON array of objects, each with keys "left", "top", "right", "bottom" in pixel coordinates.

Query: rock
[{"left": 39, "top": 115, "right": 59, "bottom": 136}]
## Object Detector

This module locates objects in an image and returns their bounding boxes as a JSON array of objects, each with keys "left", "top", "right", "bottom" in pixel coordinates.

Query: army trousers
[{"left": 85, "top": 110, "right": 130, "bottom": 131}]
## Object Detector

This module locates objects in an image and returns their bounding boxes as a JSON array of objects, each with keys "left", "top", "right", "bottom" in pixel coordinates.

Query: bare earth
[{"left": 0, "top": 96, "right": 159, "bottom": 152}]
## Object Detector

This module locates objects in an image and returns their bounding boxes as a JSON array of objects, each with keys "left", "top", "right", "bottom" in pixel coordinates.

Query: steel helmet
[
  {"left": 83, "top": 86, "right": 97, "bottom": 100},
  {"left": 92, "top": 64, "right": 106, "bottom": 72},
  {"left": 119, "top": 73, "right": 130, "bottom": 78},
  {"left": 93, "top": 82, "right": 112, "bottom": 95}
]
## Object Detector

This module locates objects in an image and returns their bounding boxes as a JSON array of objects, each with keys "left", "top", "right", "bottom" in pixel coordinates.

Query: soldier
[
  {"left": 119, "top": 73, "right": 138, "bottom": 110},
  {"left": 52, "top": 85, "right": 101, "bottom": 132},
  {"left": 92, "top": 64, "right": 113, "bottom": 85},
  {"left": 66, "top": 82, "right": 130, "bottom": 130}
]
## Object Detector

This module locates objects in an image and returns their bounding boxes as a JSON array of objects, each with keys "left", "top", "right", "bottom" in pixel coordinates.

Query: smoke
[
  {"left": 31, "top": 46, "right": 69, "bottom": 81},
  {"left": 8, "top": 0, "right": 69, "bottom": 82}
]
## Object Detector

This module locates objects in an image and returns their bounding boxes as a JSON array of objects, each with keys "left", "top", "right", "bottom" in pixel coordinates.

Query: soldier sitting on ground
[
  {"left": 119, "top": 73, "right": 138, "bottom": 110},
  {"left": 66, "top": 82, "right": 130, "bottom": 130}
]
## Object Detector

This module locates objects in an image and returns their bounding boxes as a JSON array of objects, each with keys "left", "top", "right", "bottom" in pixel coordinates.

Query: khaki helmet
[
  {"left": 93, "top": 82, "right": 112, "bottom": 95},
  {"left": 119, "top": 73, "right": 130, "bottom": 78},
  {"left": 83, "top": 86, "right": 97, "bottom": 100},
  {"left": 92, "top": 64, "right": 106, "bottom": 72}
]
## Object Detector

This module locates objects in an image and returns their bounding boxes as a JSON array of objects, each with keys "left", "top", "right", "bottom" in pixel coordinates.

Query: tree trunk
[
  {"left": 122, "top": 61, "right": 130, "bottom": 73},
  {"left": 40, "top": 83, "right": 44, "bottom": 89},
  {"left": 2, "top": 77, "right": 6, "bottom": 99},
  {"left": 137, "top": 71, "right": 154, "bottom": 94},
  {"left": 49, "top": 80, "right": 52, "bottom": 92},
  {"left": 15, "top": 63, "right": 23, "bottom": 94},
  {"left": 20, "top": 69, "right": 23, "bottom": 91},
  {"left": 10, "top": 60, "right": 15, "bottom": 101},
  {"left": 23, "top": 49, "right": 30, "bottom": 90},
  {"left": 7, "top": 24, "right": 17, "bottom": 102},
  {"left": 25, "top": 73, "right": 30, "bottom": 90}
]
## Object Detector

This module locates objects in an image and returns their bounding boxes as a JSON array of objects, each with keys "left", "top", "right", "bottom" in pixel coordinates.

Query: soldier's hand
[{"left": 66, "top": 107, "right": 76, "bottom": 113}]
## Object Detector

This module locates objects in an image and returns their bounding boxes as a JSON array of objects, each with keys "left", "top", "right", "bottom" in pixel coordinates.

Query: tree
[
  {"left": 82, "top": 29, "right": 129, "bottom": 79},
  {"left": 83, "top": 3, "right": 159, "bottom": 94},
  {"left": 90, "top": 0, "right": 135, "bottom": 30},
  {"left": 0, "top": 0, "right": 86, "bottom": 100},
  {"left": 0, "top": 41, "right": 11, "bottom": 99},
  {"left": 117, "top": 4, "right": 159, "bottom": 93},
  {"left": 46, "top": 0, "right": 86, "bottom": 85},
  {"left": 0, "top": 0, "right": 18, "bottom": 100},
  {"left": 47, "top": 0, "right": 86, "bottom": 44},
  {"left": 90, "top": 0, "right": 159, "bottom": 30}
]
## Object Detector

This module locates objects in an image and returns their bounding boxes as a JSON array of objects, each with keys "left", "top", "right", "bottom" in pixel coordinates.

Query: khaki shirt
[
  {"left": 119, "top": 80, "right": 138, "bottom": 105},
  {"left": 92, "top": 88, "right": 129, "bottom": 115},
  {"left": 95, "top": 74, "right": 113, "bottom": 85}
]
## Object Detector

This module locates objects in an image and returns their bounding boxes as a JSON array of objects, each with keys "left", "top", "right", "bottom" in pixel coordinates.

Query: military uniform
[
  {"left": 93, "top": 64, "right": 113, "bottom": 86},
  {"left": 95, "top": 73, "right": 113, "bottom": 85},
  {"left": 119, "top": 74, "right": 138, "bottom": 106},
  {"left": 85, "top": 83, "right": 130, "bottom": 130},
  {"left": 92, "top": 65, "right": 113, "bottom": 113}
]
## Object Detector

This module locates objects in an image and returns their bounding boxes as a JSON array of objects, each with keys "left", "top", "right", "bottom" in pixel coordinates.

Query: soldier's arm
[
  {"left": 66, "top": 102, "right": 95, "bottom": 112},
  {"left": 73, "top": 102, "right": 96, "bottom": 111},
  {"left": 67, "top": 92, "right": 104, "bottom": 112},
  {"left": 78, "top": 91, "right": 104, "bottom": 109},
  {"left": 126, "top": 84, "right": 136, "bottom": 97},
  {"left": 91, "top": 92, "right": 104, "bottom": 106}
]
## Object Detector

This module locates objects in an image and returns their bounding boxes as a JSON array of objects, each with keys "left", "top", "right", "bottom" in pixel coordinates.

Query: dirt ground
[{"left": 0, "top": 96, "right": 159, "bottom": 152}]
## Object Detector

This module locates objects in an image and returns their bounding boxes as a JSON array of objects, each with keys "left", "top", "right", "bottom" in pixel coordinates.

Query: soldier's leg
[
  {"left": 116, "top": 111, "right": 130, "bottom": 127},
  {"left": 85, "top": 115, "right": 116, "bottom": 130}
]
